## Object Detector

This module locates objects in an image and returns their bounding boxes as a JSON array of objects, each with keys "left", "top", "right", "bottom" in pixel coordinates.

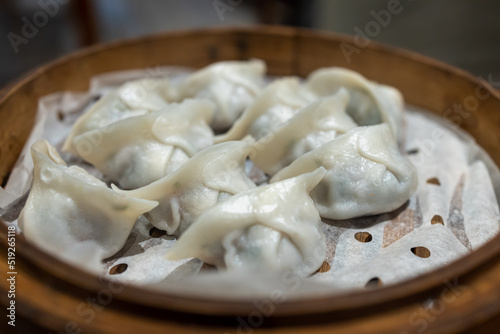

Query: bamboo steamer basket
[{"left": 1, "top": 26, "right": 500, "bottom": 334}]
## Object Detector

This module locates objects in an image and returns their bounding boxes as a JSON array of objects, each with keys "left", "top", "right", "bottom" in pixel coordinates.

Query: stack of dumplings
[{"left": 19, "top": 59, "right": 417, "bottom": 277}]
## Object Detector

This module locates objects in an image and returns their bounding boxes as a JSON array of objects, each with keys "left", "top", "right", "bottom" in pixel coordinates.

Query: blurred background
[{"left": 1, "top": 0, "right": 499, "bottom": 88}]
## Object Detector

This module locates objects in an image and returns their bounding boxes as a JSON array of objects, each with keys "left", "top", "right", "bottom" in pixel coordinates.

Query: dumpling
[
  {"left": 178, "top": 59, "right": 266, "bottom": 130},
  {"left": 271, "top": 124, "right": 418, "bottom": 220},
  {"left": 63, "top": 77, "right": 177, "bottom": 154},
  {"left": 18, "top": 139, "right": 158, "bottom": 261},
  {"left": 216, "top": 77, "right": 317, "bottom": 142},
  {"left": 251, "top": 89, "right": 357, "bottom": 175},
  {"left": 305, "top": 67, "right": 404, "bottom": 141},
  {"left": 165, "top": 168, "right": 327, "bottom": 275},
  {"left": 71, "top": 99, "right": 215, "bottom": 189},
  {"left": 112, "top": 141, "right": 257, "bottom": 236}
]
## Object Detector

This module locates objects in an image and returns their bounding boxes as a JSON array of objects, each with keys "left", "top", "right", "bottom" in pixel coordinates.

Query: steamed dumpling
[
  {"left": 113, "top": 141, "right": 257, "bottom": 236},
  {"left": 18, "top": 139, "right": 158, "bottom": 260},
  {"left": 305, "top": 67, "right": 404, "bottom": 141},
  {"left": 178, "top": 59, "right": 266, "bottom": 130},
  {"left": 71, "top": 99, "right": 215, "bottom": 189},
  {"left": 166, "top": 168, "right": 327, "bottom": 275},
  {"left": 216, "top": 77, "right": 317, "bottom": 142},
  {"left": 271, "top": 124, "right": 418, "bottom": 220},
  {"left": 63, "top": 78, "right": 178, "bottom": 154},
  {"left": 251, "top": 89, "right": 357, "bottom": 175}
]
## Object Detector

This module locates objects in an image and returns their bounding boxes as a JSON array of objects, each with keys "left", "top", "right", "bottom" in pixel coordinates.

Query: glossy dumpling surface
[
  {"left": 216, "top": 77, "right": 317, "bottom": 142},
  {"left": 18, "top": 140, "right": 158, "bottom": 260},
  {"left": 113, "top": 140, "right": 257, "bottom": 236},
  {"left": 179, "top": 59, "right": 266, "bottom": 130},
  {"left": 63, "top": 78, "right": 177, "bottom": 154},
  {"left": 272, "top": 124, "right": 418, "bottom": 220},
  {"left": 166, "top": 168, "right": 327, "bottom": 275},
  {"left": 251, "top": 89, "right": 357, "bottom": 175},
  {"left": 71, "top": 99, "right": 215, "bottom": 189},
  {"left": 305, "top": 67, "right": 404, "bottom": 141}
]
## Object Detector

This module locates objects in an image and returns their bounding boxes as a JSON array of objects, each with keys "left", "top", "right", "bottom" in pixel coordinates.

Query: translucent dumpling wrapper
[
  {"left": 251, "top": 89, "right": 357, "bottom": 175},
  {"left": 178, "top": 59, "right": 266, "bottom": 130},
  {"left": 63, "top": 77, "right": 177, "bottom": 154},
  {"left": 18, "top": 139, "right": 158, "bottom": 263},
  {"left": 166, "top": 168, "right": 327, "bottom": 275},
  {"left": 216, "top": 77, "right": 317, "bottom": 142},
  {"left": 71, "top": 99, "right": 215, "bottom": 189},
  {"left": 113, "top": 140, "right": 257, "bottom": 236},
  {"left": 271, "top": 124, "right": 418, "bottom": 220},
  {"left": 305, "top": 67, "right": 404, "bottom": 141}
]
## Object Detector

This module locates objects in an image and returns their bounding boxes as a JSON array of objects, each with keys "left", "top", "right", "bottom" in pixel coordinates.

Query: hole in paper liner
[
  {"left": 149, "top": 227, "right": 166, "bottom": 238},
  {"left": 311, "top": 261, "right": 331, "bottom": 276},
  {"left": 57, "top": 111, "right": 64, "bottom": 121},
  {"left": 426, "top": 177, "right": 441, "bottom": 186},
  {"left": 365, "top": 277, "right": 382, "bottom": 289},
  {"left": 411, "top": 246, "right": 431, "bottom": 258},
  {"left": 354, "top": 232, "right": 372, "bottom": 243},
  {"left": 406, "top": 148, "right": 419, "bottom": 155},
  {"left": 431, "top": 215, "right": 444, "bottom": 225},
  {"left": 318, "top": 261, "right": 331, "bottom": 273},
  {"left": 109, "top": 263, "right": 128, "bottom": 275}
]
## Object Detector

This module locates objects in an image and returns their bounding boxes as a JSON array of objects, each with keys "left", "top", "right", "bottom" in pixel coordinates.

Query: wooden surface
[{"left": 1, "top": 26, "right": 500, "bottom": 333}]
